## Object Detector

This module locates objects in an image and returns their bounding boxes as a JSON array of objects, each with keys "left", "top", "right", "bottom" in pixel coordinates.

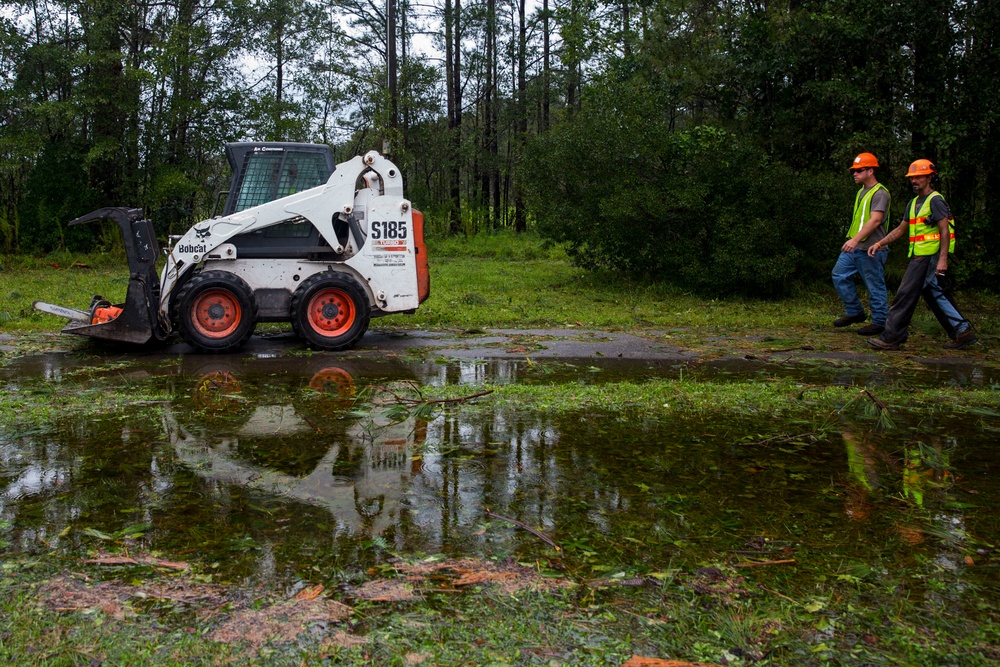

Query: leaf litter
[
  {"left": 37, "top": 556, "right": 366, "bottom": 652},
  {"left": 39, "top": 574, "right": 229, "bottom": 620},
  {"left": 351, "top": 557, "right": 572, "bottom": 601}
]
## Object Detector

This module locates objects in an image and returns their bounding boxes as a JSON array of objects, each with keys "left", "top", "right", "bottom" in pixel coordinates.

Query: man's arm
[
  {"left": 935, "top": 217, "right": 949, "bottom": 274},
  {"left": 867, "top": 219, "right": 907, "bottom": 257},
  {"left": 842, "top": 210, "right": 885, "bottom": 252}
]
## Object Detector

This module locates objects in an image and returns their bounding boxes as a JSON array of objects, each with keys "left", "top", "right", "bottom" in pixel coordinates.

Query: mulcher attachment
[{"left": 32, "top": 207, "right": 168, "bottom": 345}]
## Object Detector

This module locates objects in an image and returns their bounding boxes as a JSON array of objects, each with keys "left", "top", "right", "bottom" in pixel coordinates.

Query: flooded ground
[{"left": 2, "top": 342, "right": 998, "bottom": 622}]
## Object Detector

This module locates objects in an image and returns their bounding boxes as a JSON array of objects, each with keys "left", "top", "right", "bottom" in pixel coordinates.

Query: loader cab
[
  {"left": 222, "top": 142, "right": 335, "bottom": 216},
  {"left": 222, "top": 142, "right": 339, "bottom": 259}
]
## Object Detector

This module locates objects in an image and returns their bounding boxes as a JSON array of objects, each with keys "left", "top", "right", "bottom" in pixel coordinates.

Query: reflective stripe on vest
[
  {"left": 907, "top": 191, "right": 955, "bottom": 257},
  {"left": 847, "top": 183, "right": 889, "bottom": 240}
]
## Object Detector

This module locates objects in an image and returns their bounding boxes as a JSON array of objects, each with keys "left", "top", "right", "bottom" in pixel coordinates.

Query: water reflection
[
  {"left": 164, "top": 366, "right": 421, "bottom": 537},
  {"left": 0, "top": 360, "right": 997, "bottom": 607}
]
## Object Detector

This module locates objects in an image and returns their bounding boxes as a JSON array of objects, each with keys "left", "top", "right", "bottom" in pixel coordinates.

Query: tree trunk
[
  {"left": 542, "top": 0, "right": 550, "bottom": 131},
  {"left": 448, "top": 0, "right": 463, "bottom": 234},
  {"left": 387, "top": 0, "right": 398, "bottom": 131},
  {"left": 514, "top": 0, "right": 527, "bottom": 233}
]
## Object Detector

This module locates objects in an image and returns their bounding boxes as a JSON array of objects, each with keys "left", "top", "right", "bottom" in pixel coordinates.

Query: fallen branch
[
  {"left": 738, "top": 432, "right": 815, "bottom": 447},
  {"left": 860, "top": 388, "right": 888, "bottom": 412},
  {"left": 371, "top": 386, "right": 494, "bottom": 406},
  {"left": 81, "top": 555, "right": 189, "bottom": 570},
  {"left": 419, "top": 389, "right": 494, "bottom": 405},
  {"left": 733, "top": 559, "right": 796, "bottom": 568},
  {"left": 485, "top": 508, "right": 561, "bottom": 552}
]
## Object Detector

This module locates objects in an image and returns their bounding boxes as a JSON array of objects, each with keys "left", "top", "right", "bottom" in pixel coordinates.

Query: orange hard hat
[
  {"left": 906, "top": 159, "right": 936, "bottom": 177},
  {"left": 850, "top": 152, "right": 879, "bottom": 170}
]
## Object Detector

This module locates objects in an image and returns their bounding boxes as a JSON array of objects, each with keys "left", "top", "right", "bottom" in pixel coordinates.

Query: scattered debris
[
  {"left": 294, "top": 583, "right": 326, "bottom": 601},
  {"left": 352, "top": 557, "right": 571, "bottom": 601},
  {"left": 39, "top": 570, "right": 364, "bottom": 653},
  {"left": 622, "top": 657, "right": 724, "bottom": 667},
  {"left": 38, "top": 574, "right": 228, "bottom": 619},
  {"left": 687, "top": 567, "right": 748, "bottom": 603},
  {"left": 485, "top": 508, "right": 561, "bottom": 552},
  {"left": 209, "top": 597, "right": 357, "bottom": 649},
  {"left": 351, "top": 578, "right": 420, "bottom": 602}
]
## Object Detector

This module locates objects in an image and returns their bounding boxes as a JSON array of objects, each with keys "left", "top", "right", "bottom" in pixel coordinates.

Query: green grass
[
  {"left": 3, "top": 234, "right": 998, "bottom": 358},
  {"left": 2, "top": 240, "right": 999, "bottom": 667},
  {"left": 2, "top": 555, "right": 998, "bottom": 666}
]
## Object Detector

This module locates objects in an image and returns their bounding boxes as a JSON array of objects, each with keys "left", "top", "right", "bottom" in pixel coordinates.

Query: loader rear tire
[
  {"left": 174, "top": 271, "right": 257, "bottom": 353},
  {"left": 291, "top": 272, "right": 370, "bottom": 351}
]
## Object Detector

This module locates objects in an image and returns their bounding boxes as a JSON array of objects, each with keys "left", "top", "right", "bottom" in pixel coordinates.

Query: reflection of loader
[
  {"left": 33, "top": 143, "right": 430, "bottom": 353},
  {"left": 164, "top": 364, "right": 425, "bottom": 536}
]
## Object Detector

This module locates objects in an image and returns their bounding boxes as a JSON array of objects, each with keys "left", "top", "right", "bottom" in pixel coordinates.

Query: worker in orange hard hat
[
  {"left": 866, "top": 160, "right": 976, "bottom": 350},
  {"left": 831, "top": 153, "right": 891, "bottom": 335}
]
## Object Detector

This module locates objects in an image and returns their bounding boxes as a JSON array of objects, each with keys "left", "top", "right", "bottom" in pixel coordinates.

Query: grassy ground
[
  {"left": 1, "top": 233, "right": 999, "bottom": 665},
  {"left": 3, "top": 556, "right": 997, "bottom": 666},
  {"left": 2, "top": 232, "right": 998, "bottom": 361}
]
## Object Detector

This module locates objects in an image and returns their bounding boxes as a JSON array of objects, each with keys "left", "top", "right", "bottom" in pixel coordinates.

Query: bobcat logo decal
[{"left": 194, "top": 226, "right": 211, "bottom": 240}]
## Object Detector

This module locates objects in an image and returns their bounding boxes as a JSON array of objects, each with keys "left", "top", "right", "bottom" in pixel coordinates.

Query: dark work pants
[{"left": 880, "top": 254, "right": 970, "bottom": 344}]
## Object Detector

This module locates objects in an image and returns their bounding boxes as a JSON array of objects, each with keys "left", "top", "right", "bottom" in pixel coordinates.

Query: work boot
[
  {"left": 833, "top": 313, "right": 866, "bottom": 327},
  {"left": 942, "top": 329, "right": 977, "bottom": 350},
  {"left": 857, "top": 323, "right": 885, "bottom": 336},
  {"left": 867, "top": 337, "right": 900, "bottom": 351}
]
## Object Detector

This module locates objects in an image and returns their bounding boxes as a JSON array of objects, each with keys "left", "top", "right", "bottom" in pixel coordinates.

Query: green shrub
[{"left": 525, "top": 74, "right": 847, "bottom": 297}]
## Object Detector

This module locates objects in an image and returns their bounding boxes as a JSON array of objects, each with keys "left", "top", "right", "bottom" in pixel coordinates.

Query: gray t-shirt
[{"left": 857, "top": 185, "right": 890, "bottom": 250}]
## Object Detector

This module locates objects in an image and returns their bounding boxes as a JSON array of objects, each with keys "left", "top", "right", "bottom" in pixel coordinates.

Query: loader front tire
[
  {"left": 174, "top": 271, "right": 257, "bottom": 353},
  {"left": 291, "top": 272, "right": 370, "bottom": 351}
]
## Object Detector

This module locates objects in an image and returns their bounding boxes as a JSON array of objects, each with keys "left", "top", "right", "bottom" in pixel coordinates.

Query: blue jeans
[
  {"left": 832, "top": 248, "right": 888, "bottom": 325},
  {"left": 881, "top": 254, "right": 971, "bottom": 344}
]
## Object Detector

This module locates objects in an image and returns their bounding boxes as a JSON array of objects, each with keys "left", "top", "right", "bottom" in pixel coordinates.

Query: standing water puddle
[{"left": 1, "top": 351, "right": 998, "bottom": 612}]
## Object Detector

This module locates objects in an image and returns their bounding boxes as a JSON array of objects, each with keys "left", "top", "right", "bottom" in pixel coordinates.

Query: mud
[{"left": 2, "top": 327, "right": 999, "bottom": 387}]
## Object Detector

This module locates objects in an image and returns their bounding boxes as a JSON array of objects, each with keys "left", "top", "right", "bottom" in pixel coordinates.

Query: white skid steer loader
[{"left": 33, "top": 143, "right": 430, "bottom": 353}]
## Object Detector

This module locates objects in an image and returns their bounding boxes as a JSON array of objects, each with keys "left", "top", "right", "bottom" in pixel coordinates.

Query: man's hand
[
  {"left": 841, "top": 237, "right": 859, "bottom": 253},
  {"left": 936, "top": 259, "right": 948, "bottom": 276}
]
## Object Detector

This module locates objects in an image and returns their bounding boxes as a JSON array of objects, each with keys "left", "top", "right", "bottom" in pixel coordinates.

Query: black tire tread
[
  {"left": 291, "top": 271, "right": 370, "bottom": 351},
  {"left": 172, "top": 270, "right": 258, "bottom": 353}
]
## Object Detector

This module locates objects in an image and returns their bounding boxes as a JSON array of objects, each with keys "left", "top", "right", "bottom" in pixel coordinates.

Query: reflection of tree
[{"left": 0, "top": 409, "right": 160, "bottom": 554}]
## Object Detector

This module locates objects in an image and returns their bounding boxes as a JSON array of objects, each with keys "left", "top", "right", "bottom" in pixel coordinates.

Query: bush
[{"left": 525, "top": 75, "right": 846, "bottom": 297}]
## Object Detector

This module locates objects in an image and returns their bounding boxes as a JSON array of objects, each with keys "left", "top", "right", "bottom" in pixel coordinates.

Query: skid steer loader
[{"left": 33, "top": 143, "right": 430, "bottom": 353}]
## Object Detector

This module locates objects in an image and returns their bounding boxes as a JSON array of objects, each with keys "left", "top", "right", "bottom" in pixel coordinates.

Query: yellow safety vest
[
  {"left": 847, "top": 183, "right": 890, "bottom": 240},
  {"left": 908, "top": 191, "right": 955, "bottom": 257}
]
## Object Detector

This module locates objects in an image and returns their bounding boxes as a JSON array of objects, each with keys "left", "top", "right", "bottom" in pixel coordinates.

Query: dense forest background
[{"left": 1, "top": 0, "right": 998, "bottom": 295}]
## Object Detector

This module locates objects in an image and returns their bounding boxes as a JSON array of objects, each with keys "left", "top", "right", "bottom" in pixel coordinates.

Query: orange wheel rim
[
  {"left": 308, "top": 367, "right": 356, "bottom": 397},
  {"left": 191, "top": 289, "right": 242, "bottom": 338},
  {"left": 306, "top": 288, "right": 356, "bottom": 337}
]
